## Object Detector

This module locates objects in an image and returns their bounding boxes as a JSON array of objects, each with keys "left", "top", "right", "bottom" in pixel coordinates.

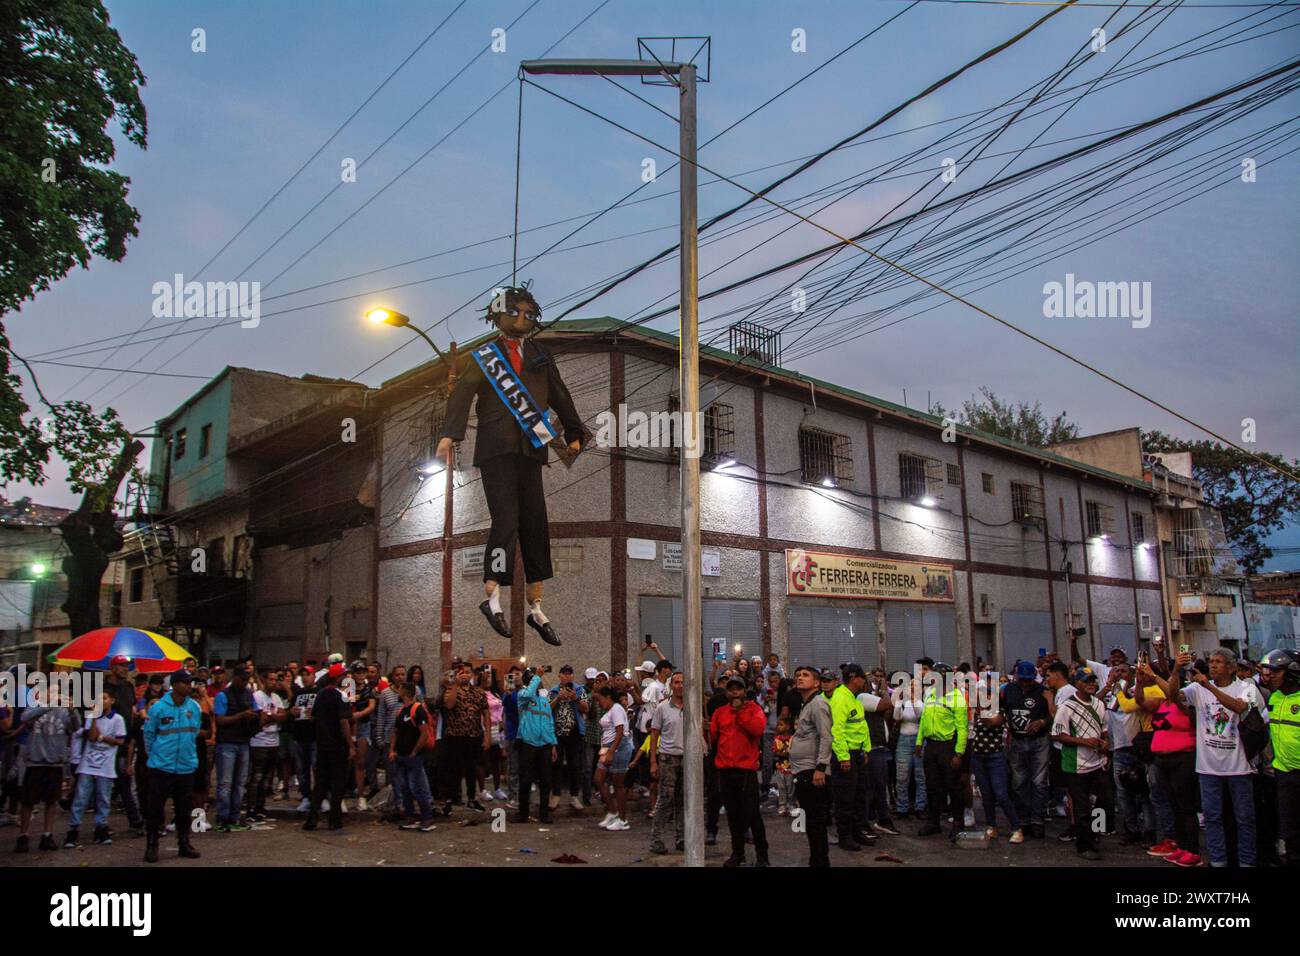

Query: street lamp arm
[{"left": 407, "top": 324, "right": 447, "bottom": 364}]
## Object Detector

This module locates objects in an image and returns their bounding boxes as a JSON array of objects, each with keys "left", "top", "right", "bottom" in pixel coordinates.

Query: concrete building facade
[{"left": 374, "top": 320, "right": 1163, "bottom": 678}]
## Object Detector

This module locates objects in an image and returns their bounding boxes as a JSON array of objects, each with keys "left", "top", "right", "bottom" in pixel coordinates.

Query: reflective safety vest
[
  {"left": 1268, "top": 688, "right": 1300, "bottom": 773},
  {"left": 917, "top": 685, "right": 968, "bottom": 755}
]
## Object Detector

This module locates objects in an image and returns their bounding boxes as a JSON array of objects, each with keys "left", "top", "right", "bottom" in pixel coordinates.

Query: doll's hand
[{"left": 436, "top": 437, "right": 454, "bottom": 461}]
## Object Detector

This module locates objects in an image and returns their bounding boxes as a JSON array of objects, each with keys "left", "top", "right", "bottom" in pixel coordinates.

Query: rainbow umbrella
[{"left": 48, "top": 627, "right": 191, "bottom": 673}]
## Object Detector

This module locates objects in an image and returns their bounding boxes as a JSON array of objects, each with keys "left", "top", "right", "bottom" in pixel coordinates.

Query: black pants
[
  {"left": 831, "top": 749, "right": 868, "bottom": 840},
  {"left": 480, "top": 454, "right": 552, "bottom": 585},
  {"left": 555, "top": 731, "right": 583, "bottom": 797},
  {"left": 705, "top": 752, "right": 722, "bottom": 835},
  {"left": 1066, "top": 770, "right": 1107, "bottom": 852},
  {"left": 516, "top": 741, "right": 553, "bottom": 818},
  {"left": 250, "top": 746, "right": 277, "bottom": 814},
  {"left": 146, "top": 771, "right": 193, "bottom": 841},
  {"left": 1155, "top": 750, "right": 1199, "bottom": 854},
  {"left": 923, "top": 737, "right": 963, "bottom": 827},
  {"left": 718, "top": 768, "right": 768, "bottom": 860},
  {"left": 795, "top": 769, "right": 831, "bottom": 867},
  {"left": 1277, "top": 769, "right": 1300, "bottom": 867},
  {"left": 310, "top": 748, "right": 348, "bottom": 827},
  {"left": 439, "top": 735, "right": 481, "bottom": 803},
  {"left": 115, "top": 751, "right": 142, "bottom": 826}
]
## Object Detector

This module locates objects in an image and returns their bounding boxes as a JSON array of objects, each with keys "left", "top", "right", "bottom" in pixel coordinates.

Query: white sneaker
[
  {"left": 480, "top": 790, "right": 495, "bottom": 803},
  {"left": 570, "top": 796, "right": 583, "bottom": 811},
  {"left": 963, "top": 808, "right": 975, "bottom": 828},
  {"left": 341, "top": 799, "right": 350, "bottom": 814},
  {"left": 296, "top": 798, "right": 311, "bottom": 813},
  {"left": 321, "top": 799, "right": 330, "bottom": 812},
  {"left": 357, "top": 796, "right": 369, "bottom": 812},
  {"left": 598, "top": 813, "right": 618, "bottom": 829},
  {"left": 606, "top": 818, "right": 631, "bottom": 831},
  {"left": 506, "top": 800, "right": 519, "bottom": 810},
  {"left": 494, "top": 788, "right": 508, "bottom": 801}
]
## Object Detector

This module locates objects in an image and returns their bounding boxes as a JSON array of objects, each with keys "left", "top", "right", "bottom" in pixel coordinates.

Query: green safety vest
[{"left": 1268, "top": 688, "right": 1300, "bottom": 773}]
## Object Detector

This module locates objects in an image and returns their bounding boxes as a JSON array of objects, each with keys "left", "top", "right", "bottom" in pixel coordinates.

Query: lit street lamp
[{"left": 366, "top": 307, "right": 458, "bottom": 674}]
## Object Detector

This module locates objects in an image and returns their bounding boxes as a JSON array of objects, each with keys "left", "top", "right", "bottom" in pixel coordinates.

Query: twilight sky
[{"left": 8, "top": 0, "right": 1299, "bottom": 566}]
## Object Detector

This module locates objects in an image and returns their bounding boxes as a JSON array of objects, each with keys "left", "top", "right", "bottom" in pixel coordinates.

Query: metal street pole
[
  {"left": 676, "top": 62, "right": 704, "bottom": 869},
  {"left": 439, "top": 342, "right": 458, "bottom": 675},
  {"left": 519, "top": 56, "right": 703, "bottom": 866}
]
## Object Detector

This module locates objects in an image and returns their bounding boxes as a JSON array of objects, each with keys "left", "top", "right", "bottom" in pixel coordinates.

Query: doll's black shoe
[
  {"left": 479, "top": 600, "right": 512, "bottom": 638},
  {"left": 526, "top": 612, "right": 562, "bottom": 647}
]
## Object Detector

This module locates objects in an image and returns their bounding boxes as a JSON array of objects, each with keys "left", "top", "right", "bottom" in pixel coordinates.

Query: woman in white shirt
[
  {"left": 892, "top": 679, "right": 927, "bottom": 817},
  {"left": 593, "top": 685, "right": 634, "bottom": 830}
]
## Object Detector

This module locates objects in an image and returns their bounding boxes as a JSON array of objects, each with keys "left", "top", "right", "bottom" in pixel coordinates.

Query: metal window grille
[
  {"left": 727, "top": 320, "right": 781, "bottom": 366},
  {"left": 703, "top": 402, "right": 734, "bottom": 460},
  {"left": 1011, "top": 481, "right": 1045, "bottom": 522},
  {"left": 800, "top": 427, "right": 853, "bottom": 485},
  {"left": 981, "top": 473, "right": 995, "bottom": 494},
  {"left": 1086, "top": 500, "right": 1117, "bottom": 538},
  {"left": 899, "top": 453, "right": 943, "bottom": 501},
  {"left": 946, "top": 463, "right": 961, "bottom": 485},
  {"left": 1132, "top": 512, "right": 1146, "bottom": 544},
  {"left": 1174, "top": 507, "right": 1212, "bottom": 577}
]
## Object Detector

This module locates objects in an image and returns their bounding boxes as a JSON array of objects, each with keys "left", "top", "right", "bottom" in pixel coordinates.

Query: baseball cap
[
  {"left": 1072, "top": 667, "right": 1099, "bottom": 683},
  {"left": 328, "top": 663, "right": 346, "bottom": 679},
  {"left": 110, "top": 655, "right": 131, "bottom": 667},
  {"left": 819, "top": 669, "right": 837, "bottom": 682},
  {"left": 584, "top": 667, "right": 599, "bottom": 680},
  {"left": 636, "top": 660, "right": 656, "bottom": 673},
  {"left": 1015, "top": 661, "right": 1038, "bottom": 680},
  {"left": 725, "top": 676, "right": 746, "bottom": 689},
  {"left": 327, "top": 652, "right": 344, "bottom": 664},
  {"left": 171, "top": 669, "right": 194, "bottom": 685}
]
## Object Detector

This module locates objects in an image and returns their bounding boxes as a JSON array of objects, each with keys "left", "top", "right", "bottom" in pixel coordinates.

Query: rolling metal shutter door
[
  {"left": 639, "top": 596, "right": 682, "bottom": 665},
  {"left": 885, "top": 605, "right": 924, "bottom": 674},
  {"left": 640, "top": 597, "right": 759, "bottom": 668},
  {"left": 704, "top": 600, "right": 760, "bottom": 663},
  {"left": 925, "top": 606, "right": 958, "bottom": 666},
  {"left": 1001, "top": 610, "right": 1053, "bottom": 671},
  {"left": 787, "top": 606, "right": 878, "bottom": 672},
  {"left": 1098, "top": 623, "right": 1138, "bottom": 663},
  {"left": 886, "top": 605, "right": 957, "bottom": 671}
]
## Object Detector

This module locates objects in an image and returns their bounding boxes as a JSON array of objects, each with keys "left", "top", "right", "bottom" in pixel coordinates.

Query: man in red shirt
[{"left": 709, "top": 676, "right": 770, "bottom": 867}]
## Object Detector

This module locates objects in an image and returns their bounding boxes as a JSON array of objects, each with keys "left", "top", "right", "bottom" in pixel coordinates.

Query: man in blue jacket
[
  {"left": 142, "top": 670, "right": 203, "bottom": 863},
  {"left": 514, "top": 669, "right": 557, "bottom": 824}
]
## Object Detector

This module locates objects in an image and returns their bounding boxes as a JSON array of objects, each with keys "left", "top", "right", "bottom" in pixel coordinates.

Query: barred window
[
  {"left": 1011, "top": 481, "right": 1045, "bottom": 522},
  {"left": 1132, "top": 512, "right": 1146, "bottom": 544},
  {"left": 899, "top": 453, "right": 944, "bottom": 502},
  {"left": 1086, "top": 500, "right": 1116, "bottom": 538},
  {"left": 800, "top": 427, "right": 853, "bottom": 486},
  {"left": 703, "top": 402, "right": 735, "bottom": 461},
  {"left": 946, "top": 463, "right": 961, "bottom": 485},
  {"left": 981, "top": 473, "right": 995, "bottom": 495}
]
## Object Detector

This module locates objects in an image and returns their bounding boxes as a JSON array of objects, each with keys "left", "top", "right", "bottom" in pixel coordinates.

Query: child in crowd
[
  {"left": 64, "top": 690, "right": 126, "bottom": 848},
  {"left": 773, "top": 715, "right": 795, "bottom": 815}
]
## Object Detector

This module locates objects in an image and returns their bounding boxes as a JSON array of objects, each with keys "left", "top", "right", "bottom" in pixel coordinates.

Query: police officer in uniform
[{"left": 1262, "top": 648, "right": 1300, "bottom": 866}]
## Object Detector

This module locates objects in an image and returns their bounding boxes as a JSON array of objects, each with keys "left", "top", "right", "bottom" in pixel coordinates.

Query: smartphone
[{"left": 1179, "top": 643, "right": 1190, "bottom": 655}]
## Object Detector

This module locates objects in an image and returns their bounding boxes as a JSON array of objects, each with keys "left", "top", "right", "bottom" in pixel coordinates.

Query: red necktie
[{"left": 505, "top": 339, "right": 522, "bottom": 375}]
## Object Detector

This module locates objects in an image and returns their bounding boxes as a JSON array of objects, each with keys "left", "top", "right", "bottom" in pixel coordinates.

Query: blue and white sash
[{"left": 470, "top": 341, "right": 559, "bottom": 449}]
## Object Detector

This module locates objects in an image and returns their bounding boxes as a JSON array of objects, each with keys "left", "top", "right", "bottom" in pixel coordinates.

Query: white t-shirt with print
[
  {"left": 75, "top": 713, "right": 127, "bottom": 779},
  {"left": 1183, "top": 679, "right": 1262, "bottom": 776},
  {"left": 250, "top": 691, "right": 285, "bottom": 748}
]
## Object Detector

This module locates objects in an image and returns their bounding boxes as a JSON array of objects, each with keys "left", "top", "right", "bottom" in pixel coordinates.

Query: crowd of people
[{"left": 1, "top": 636, "right": 1296, "bottom": 869}]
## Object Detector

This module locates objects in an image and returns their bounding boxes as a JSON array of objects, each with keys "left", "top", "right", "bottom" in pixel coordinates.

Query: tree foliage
[
  {"left": 1143, "top": 431, "right": 1300, "bottom": 575},
  {"left": 0, "top": 0, "right": 146, "bottom": 500},
  {"left": 931, "top": 386, "right": 1080, "bottom": 448}
]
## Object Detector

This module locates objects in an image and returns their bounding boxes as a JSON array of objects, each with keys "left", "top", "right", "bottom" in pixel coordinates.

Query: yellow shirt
[{"left": 1118, "top": 683, "right": 1165, "bottom": 733}]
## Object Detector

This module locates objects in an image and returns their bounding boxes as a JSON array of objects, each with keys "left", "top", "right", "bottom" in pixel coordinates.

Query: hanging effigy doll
[{"left": 435, "top": 285, "right": 585, "bottom": 647}]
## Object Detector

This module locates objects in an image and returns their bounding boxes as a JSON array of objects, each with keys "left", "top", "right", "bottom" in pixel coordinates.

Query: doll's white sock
[
  {"left": 528, "top": 600, "right": 549, "bottom": 625},
  {"left": 487, "top": 585, "right": 502, "bottom": 616}
]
